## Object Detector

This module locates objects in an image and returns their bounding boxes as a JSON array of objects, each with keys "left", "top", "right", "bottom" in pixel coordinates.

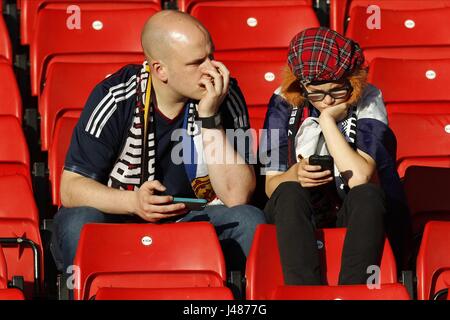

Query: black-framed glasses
[{"left": 303, "top": 85, "right": 352, "bottom": 102}]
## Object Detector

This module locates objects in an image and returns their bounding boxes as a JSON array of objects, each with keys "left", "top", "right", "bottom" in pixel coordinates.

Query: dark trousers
[{"left": 264, "top": 181, "right": 386, "bottom": 285}]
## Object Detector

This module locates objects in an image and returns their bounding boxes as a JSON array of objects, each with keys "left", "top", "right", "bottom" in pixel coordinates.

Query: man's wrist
[
  {"left": 195, "top": 111, "right": 222, "bottom": 129},
  {"left": 125, "top": 190, "right": 137, "bottom": 215}
]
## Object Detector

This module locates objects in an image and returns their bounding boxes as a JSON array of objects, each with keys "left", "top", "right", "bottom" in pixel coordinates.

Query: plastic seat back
[
  {"left": 346, "top": 4, "right": 450, "bottom": 61},
  {"left": 0, "top": 63, "right": 22, "bottom": 122},
  {"left": 368, "top": 58, "right": 450, "bottom": 115},
  {"left": 0, "top": 246, "right": 27, "bottom": 300},
  {"left": 21, "top": 0, "right": 161, "bottom": 45},
  {"left": 0, "top": 175, "right": 39, "bottom": 223},
  {"left": 0, "top": 218, "right": 43, "bottom": 299},
  {"left": 0, "top": 245, "right": 7, "bottom": 288},
  {"left": 417, "top": 221, "right": 450, "bottom": 300},
  {"left": 95, "top": 286, "right": 234, "bottom": 300},
  {"left": 189, "top": 1, "right": 319, "bottom": 60},
  {"left": 246, "top": 225, "right": 398, "bottom": 300},
  {"left": 225, "top": 59, "right": 285, "bottom": 151},
  {"left": 48, "top": 110, "right": 81, "bottom": 206},
  {"left": 30, "top": 2, "right": 158, "bottom": 95},
  {"left": 39, "top": 55, "right": 142, "bottom": 150},
  {"left": 272, "top": 283, "right": 410, "bottom": 300},
  {"left": 179, "top": 0, "right": 312, "bottom": 13},
  {"left": 403, "top": 167, "right": 450, "bottom": 235},
  {"left": 0, "top": 0, "right": 12, "bottom": 64},
  {"left": 389, "top": 112, "right": 450, "bottom": 177},
  {"left": 0, "top": 116, "right": 30, "bottom": 183},
  {"left": 331, "top": 0, "right": 450, "bottom": 34},
  {"left": 0, "top": 288, "right": 25, "bottom": 300},
  {"left": 74, "top": 222, "right": 227, "bottom": 300}
]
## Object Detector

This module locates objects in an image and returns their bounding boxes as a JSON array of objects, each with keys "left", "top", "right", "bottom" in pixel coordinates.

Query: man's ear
[{"left": 150, "top": 59, "right": 168, "bottom": 82}]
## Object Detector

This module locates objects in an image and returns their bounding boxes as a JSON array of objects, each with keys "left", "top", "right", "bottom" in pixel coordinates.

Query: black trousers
[{"left": 264, "top": 181, "right": 386, "bottom": 285}]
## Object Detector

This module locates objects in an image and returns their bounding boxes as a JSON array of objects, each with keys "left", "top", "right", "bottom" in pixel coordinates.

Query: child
[{"left": 260, "top": 27, "right": 411, "bottom": 285}]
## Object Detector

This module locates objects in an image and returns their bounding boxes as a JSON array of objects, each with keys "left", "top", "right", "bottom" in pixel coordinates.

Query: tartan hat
[{"left": 288, "top": 27, "right": 365, "bottom": 85}]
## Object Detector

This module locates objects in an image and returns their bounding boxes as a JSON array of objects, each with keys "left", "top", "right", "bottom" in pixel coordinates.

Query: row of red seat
[
  {"left": 0, "top": 115, "right": 44, "bottom": 299},
  {"left": 11, "top": 3, "right": 449, "bottom": 141},
  {"left": 1, "top": 0, "right": 434, "bottom": 63},
  {"left": 52, "top": 221, "right": 450, "bottom": 300},
  {"left": 0, "top": 1, "right": 44, "bottom": 295},
  {"left": 15, "top": 0, "right": 450, "bottom": 91},
  {"left": 0, "top": 0, "right": 12, "bottom": 64},
  {"left": 1, "top": 1, "right": 43, "bottom": 296},
  {"left": 1, "top": 219, "right": 448, "bottom": 300}
]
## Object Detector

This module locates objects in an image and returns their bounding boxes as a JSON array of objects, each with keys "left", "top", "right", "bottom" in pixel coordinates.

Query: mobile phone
[
  {"left": 172, "top": 197, "right": 208, "bottom": 211},
  {"left": 309, "top": 155, "right": 334, "bottom": 172}
]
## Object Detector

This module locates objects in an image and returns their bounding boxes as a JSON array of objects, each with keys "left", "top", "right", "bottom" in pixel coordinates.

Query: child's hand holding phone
[{"left": 295, "top": 154, "right": 334, "bottom": 188}]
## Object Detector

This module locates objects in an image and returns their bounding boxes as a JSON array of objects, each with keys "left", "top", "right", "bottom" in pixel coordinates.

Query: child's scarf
[{"left": 297, "top": 105, "right": 357, "bottom": 199}]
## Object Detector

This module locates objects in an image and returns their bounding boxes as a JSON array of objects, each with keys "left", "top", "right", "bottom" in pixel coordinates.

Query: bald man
[{"left": 51, "top": 10, "right": 266, "bottom": 289}]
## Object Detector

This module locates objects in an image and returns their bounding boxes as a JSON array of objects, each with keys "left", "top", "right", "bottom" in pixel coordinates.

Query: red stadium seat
[
  {"left": 331, "top": 0, "right": 450, "bottom": 35},
  {"left": 436, "top": 271, "right": 450, "bottom": 300},
  {"left": 0, "top": 218, "right": 43, "bottom": 299},
  {"left": 187, "top": 1, "right": 319, "bottom": 60},
  {"left": 0, "top": 288, "right": 25, "bottom": 300},
  {"left": 246, "top": 224, "right": 398, "bottom": 300},
  {"left": 39, "top": 55, "right": 142, "bottom": 151},
  {"left": 73, "top": 222, "right": 228, "bottom": 300},
  {"left": 95, "top": 287, "right": 233, "bottom": 300},
  {"left": 432, "top": 271, "right": 450, "bottom": 300},
  {"left": 48, "top": 110, "right": 80, "bottom": 206},
  {"left": 271, "top": 283, "right": 410, "bottom": 300},
  {"left": 0, "top": 116, "right": 30, "bottom": 183},
  {"left": 368, "top": 58, "right": 450, "bottom": 235},
  {"left": 403, "top": 167, "right": 450, "bottom": 235},
  {"left": 225, "top": 59, "right": 285, "bottom": 151},
  {"left": 179, "top": 0, "right": 312, "bottom": 13},
  {"left": 0, "top": 245, "right": 7, "bottom": 288},
  {"left": 344, "top": 1, "right": 450, "bottom": 61},
  {"left": 0, "top": 245, "right": 26, "bottom": 300},
  {"left": 0, "top": 116, "right": 43, "bottom": 299},
  {"left": 0, "top": 63, "right": 22, "bottom": 123},
  {"left": 0, "top": 175, "right": 39, "bottom": 224},
  {"left": 0, "top": 0, "right": 12, "bottom": 64},
  {"left": 29, "top": 2, "right": 157, "bottom": 95},
  {"left": 21, "top": 0, "right": 161, "bottom": 45},
  {"left": 329, "top": 0, "right": 347, "bottom": 34},
  {"left": 226, "top": 60, "right": 285, "bottom": 129},
  {"left": 368, "top": 58, "right": 450, "bottom": 115},
  {"left": 367, "top": 57, "right": 450, "bottom": 226},
  {"left": 417, "top": 221, "right": 450, "bottom": 300},
  {"left": 389, "top": 113, "right": 450, "bottom": 178}
]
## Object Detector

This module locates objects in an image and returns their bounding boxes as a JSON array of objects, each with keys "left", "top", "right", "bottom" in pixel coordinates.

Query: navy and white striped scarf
[{"left": 287, "top": 103, "right": 357, "bottom": 199}]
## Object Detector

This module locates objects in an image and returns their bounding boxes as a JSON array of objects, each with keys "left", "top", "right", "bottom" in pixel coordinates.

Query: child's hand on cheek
[{"left": 319, "top": 102, "right": 350, "bottom": 123}]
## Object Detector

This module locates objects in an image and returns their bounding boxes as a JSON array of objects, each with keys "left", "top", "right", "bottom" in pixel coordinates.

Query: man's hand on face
[
  {"left": 319, "top": 102, "right": 351, "bottom": 123},
  {"left": 197, "top": 60, "right": 230, "bottom": 118},
  {"left": 132, "top": 180, "right": 188, "bottom": 222}
]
